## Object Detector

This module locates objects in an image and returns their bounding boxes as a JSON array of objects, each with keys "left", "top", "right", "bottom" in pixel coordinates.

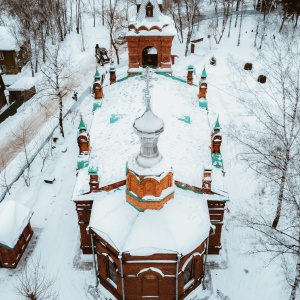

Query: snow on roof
[
  {"left": 7, "top": 77, "right": 36, "bottom": 91},
  {"left": 127, "top": 0, "right": 176, "bottom": 37},
  {"left": 89, "top": 186, "right": 211, "bottom": 256},
  {"left": 73, "top": 74, "right": 226, "bottom": 198},
  {"left": 2, "top": 73, "right": 23, "bottom": 86},
  {"left": 0, "top": 200, "right": 33, "bottom": 249},
  {"left": 137, "top": 0, "right": 162, "bottom": 22},
  {"left": 134, "top": 106, "right": 164, "bottom": 133},
  {"left": 0, "top": 26, "right": 19, "bottom": 51},
  {"left": 136, "top": 0, "right": 162, "bottom": 4}
]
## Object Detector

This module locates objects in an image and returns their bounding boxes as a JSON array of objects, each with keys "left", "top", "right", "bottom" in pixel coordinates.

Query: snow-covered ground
[{"left": 0, "top": 10, "right": 293, "bottom": 300}]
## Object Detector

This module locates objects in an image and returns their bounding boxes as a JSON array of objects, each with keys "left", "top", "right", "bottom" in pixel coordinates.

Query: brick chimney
[
  {"left": 88, "top": 166, "right": 99, "bottom": 192},
  {"left": 202, "top": 166, "right": 212, "bottom": 193},
  {"left": 187, "top": 65, "right": 195, "bottom": 85}
]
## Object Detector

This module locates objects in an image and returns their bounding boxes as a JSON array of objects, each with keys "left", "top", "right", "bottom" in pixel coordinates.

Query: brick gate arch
[{"left": 142, "top": 46, "right": 158, "bottom": 67}]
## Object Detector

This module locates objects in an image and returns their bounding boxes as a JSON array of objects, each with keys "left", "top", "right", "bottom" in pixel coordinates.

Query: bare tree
[
  {"left": 183, "top": 0, "right": 200, "bottom": 56},
  {"left": 229, "top": 28, "right": 300, "bottom": 229},
  {"left": 10, "top": 121, "right": 33, "bottom": 171},
  {"left": 166, "top": 0, "right": 184, "bottom": 43},
  {"left": 40, "top": 44, "right": 75, "bottom": 137},
  {"left": 14, "top": 256, "right": 59, "bottom": 300},
  {"left": 0, "top": 159, "right": 11, "bottom": 195},
  {"left": 209, "top": 0, "right": 234, "bottom": 45},
  {"left": 238, "top": 166, "right": 300, "bottom": 299},
  {"left": 102, "top": 0, "right": 127, "bottom": 64}
]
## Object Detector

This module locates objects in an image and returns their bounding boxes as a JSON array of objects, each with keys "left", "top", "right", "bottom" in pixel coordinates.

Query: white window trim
[
  {"left": 107, "top": 277, "right": 117, "bottom": 288},
  {"left": 184, "top": 278, "right": 195, "bottom": 290},
  {"left": 0, "top": 52, "right": 4, "bottom": 60}
]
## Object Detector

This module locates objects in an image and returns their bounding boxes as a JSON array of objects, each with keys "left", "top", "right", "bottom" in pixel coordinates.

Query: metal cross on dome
[{"left": 141, "top": 67, "right": 157, "bottom": 108}]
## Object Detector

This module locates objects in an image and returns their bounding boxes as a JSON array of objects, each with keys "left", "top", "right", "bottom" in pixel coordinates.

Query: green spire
[
  {"left": 78, "top": 118, "right": 87, "bottom": 131},
  {"left": 214, "top": 116, "right": 221, "bottom": 131},
  {"left": 94, "top": 69, "right": 101, "bottom": 79},
  {"left": 88, "top": 166, "right": 99, "bottom": 175},
  {"left": 201, "top": 68, "right": 207, "bottom": 78}
]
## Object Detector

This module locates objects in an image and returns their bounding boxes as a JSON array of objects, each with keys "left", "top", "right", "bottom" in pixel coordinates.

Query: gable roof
[{"left": 137, "top": 0, "right": 162, "bottom": 22}]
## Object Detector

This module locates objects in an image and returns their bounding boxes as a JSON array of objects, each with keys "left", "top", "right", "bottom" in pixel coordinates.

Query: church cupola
[
  {"left": 133, "top": 92, "right": 164, "bottom": 168},
  {"left": 211, "top": 116, "right": 222, "bottom": 153},
  {"left": 126, "top": 67, "right": 174, "bottom": 211}
]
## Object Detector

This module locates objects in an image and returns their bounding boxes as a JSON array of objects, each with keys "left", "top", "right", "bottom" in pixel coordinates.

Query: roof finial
[{"left": 141, "top": 66, "right": 157, "bottom": 109}]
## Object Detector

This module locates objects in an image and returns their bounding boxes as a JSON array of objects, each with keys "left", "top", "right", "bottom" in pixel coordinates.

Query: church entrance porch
[{"left": 142, "top": 46, "right": 158, "bottom": 68}]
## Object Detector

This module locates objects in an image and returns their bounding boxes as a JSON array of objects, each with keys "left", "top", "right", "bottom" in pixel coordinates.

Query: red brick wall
[
  {"left": 74, "top": 200, "right": 93, "bottom": 254},
  {"left": 127, "top": 36, "right": 173, "bottom": 69},
  {"left": 0, "top": 222, "right": 33, "bottom": 268},
  {"left": 92, "top": 232, "right": 207, "bottom": 300}
]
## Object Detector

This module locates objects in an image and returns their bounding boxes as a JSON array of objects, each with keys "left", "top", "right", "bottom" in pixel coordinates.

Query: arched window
[
  {"left": 107, "top": 259, "right": 117, "bottom": 287},
  {"left": 183, "top": 258, "right": 194, "bottom": 288},
  {"left": 146, "top": 2, "right": 153, "bottom": 17}
]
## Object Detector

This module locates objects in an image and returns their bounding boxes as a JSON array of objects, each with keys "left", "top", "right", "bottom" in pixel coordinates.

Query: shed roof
[
  {"left": 0, "top": 200, "right": 33, "bottom": 249},
  {"left": 7, "top": 77, "right": 36, "bottom": 91}
]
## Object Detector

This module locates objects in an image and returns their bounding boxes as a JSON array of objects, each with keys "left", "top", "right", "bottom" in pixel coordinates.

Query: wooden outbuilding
[
  {"left": 0, "top": 200, "right": 33, "bottom": 268},
  {"left": 0, "top": 26, "right": 27, "bottom": 75}
]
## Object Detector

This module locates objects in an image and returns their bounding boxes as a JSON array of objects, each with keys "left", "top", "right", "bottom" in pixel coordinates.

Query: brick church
[{"left": 72, "top": 1, "right": 228, "bottom": 299}]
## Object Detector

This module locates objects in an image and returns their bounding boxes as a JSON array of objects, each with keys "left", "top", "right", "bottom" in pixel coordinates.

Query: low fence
[
  {"left": 0, "top": 86, "right": 91, "bottom": 202},
  {"left": 0, "top": 97, "right": 25, "bottom": 124}
]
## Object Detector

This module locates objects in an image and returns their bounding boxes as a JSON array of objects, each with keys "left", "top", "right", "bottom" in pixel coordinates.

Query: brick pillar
[
  {"left": 211, "top": 134, "right": 222, "bottom": 153},
  {"left": 202, "top": 166, "right": 212, "bottom": 193},
  {"left": 93, "top": 82, "right": 104, "bottom": 99},
  {"left": 88, "top": 166, "right": 99, "bottom": 192},
  {"left": 187, "top": 65, "right": 195, "bottom": 85},
  {"left": 109, "top": 66, "right": 116, "bottom": 85}
]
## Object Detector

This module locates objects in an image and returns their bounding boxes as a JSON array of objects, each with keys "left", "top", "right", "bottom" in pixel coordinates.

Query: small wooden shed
[
  {"left": 0, "top": 200, "right": 33, "bottom": 268},
  {"left": 7, "top": 77, "right": 36, "bottom": 103}
]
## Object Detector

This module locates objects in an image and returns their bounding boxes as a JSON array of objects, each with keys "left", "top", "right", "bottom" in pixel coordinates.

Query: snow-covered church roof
[
  {"left": 0, "top": 200, "right": 33, "bottom": 249},
  {"left": 73, "top": 74, "right": 227, "bottom": 198},
  {"left": 89, "top": 186, "right": 213, "bottom": 256}
]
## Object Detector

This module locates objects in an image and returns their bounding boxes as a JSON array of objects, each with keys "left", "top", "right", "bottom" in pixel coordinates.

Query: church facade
[{"left": 72, "top": 1, "right": 228, "bottom": 299}]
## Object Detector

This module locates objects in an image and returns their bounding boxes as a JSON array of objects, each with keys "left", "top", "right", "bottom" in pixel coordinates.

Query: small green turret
[
  {"left": 78, "top": 118, "right": 87, "bottom": 132},
  {"left": 201, "top": 68, "right": 207, "bottom": 79}
]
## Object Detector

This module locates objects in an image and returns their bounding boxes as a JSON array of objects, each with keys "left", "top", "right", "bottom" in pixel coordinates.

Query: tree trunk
[
  {"left": 294, "top": 15, "right": 299, "bottom": 29},
  {"left": 59, "top": 96, "right": 64, "bottom": 137},
  {"left": 272, "top": 162, "right": 288, "bottom": 228},
  {"left": 289, "top": 237, "right": 300, "bottom": 300},
  {"left": 279, "top": 16, "right": 285, "bottom": 32}
]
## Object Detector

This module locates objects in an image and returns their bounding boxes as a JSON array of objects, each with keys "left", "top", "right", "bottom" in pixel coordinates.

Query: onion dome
[{"left": 133, "top": 92, "right": 164, "bottom": 168}]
